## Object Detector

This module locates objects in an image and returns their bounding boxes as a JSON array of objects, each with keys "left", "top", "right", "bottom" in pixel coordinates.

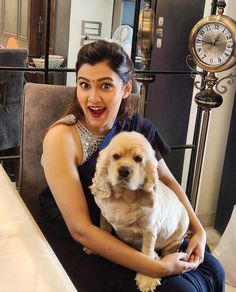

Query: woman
[{"left": 39, "top": 40, "right": 224, "bottom": 291}]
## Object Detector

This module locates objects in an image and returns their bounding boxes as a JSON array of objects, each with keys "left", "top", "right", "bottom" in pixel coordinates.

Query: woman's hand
[
  {"left": 185, "top": 229, "right": 207, "bottom": 268},
  {"left": 160, "top": 252, "right": 199, "bottom": 276},
  {"left": 157, "top": 159, "right": 207, "bottom": 271}
]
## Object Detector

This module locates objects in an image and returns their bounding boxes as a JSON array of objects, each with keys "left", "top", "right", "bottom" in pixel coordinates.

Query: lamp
[{"left": 134, "top": 1, "right": 155, "bottom": 116}]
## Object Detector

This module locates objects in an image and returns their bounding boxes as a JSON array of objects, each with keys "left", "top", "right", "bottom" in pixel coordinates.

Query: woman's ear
[
  {"left": 122, "top": 79, "right": 132, "bottom": 99},
  {"left": 90, "top": 149, "right": 112, "bottom": 198}
]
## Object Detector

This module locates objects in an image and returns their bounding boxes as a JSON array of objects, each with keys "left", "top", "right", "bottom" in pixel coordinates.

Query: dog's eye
[
  {"left": 113, "top": 154, "right": 120, "bottom": 160},
  {"left": 134, "top": 155, "right": 142, "bottom": 163}
]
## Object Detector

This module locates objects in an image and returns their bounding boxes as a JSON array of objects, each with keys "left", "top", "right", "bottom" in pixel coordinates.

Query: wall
[
  {"left": 54, "top": 0, "right": 71, "bottom": 59},
  {"left": 0, "top": 0, "right": 29, "bottom": 49},
  {"left": 184, "top": 0, "right": 236, "bottom": 226},
  {"left": 66, "top": 0, "right": 114, "bottom": 85}
]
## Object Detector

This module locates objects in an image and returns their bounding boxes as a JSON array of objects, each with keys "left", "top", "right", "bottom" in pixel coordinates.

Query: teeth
[{"left": 89, "top": 106, "right": 104, "bottom": 111}]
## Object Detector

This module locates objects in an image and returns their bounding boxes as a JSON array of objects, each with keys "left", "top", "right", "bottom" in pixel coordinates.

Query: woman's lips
[{"left": 88, "top": 106, "right": 106, "bottom": 118}]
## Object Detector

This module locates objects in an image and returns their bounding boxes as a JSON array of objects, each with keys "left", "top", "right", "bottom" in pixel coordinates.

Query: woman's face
[{"left": 76, "top": 61, "right": 131, "bottom": 135}]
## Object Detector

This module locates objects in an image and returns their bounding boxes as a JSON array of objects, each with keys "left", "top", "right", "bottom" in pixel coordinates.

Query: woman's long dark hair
[{"left": 63, "top": 40, "right": 136, "bottom": 125}]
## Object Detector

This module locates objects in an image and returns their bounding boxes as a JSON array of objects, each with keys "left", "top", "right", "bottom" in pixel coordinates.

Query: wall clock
[{"left": 189, "top": 13, "right": 236, "bottom": 73}]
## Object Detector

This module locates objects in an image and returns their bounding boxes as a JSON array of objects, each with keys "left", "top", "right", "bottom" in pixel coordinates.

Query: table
[{"left": 0, "top": 165, "right": 77, "bottom": 291}]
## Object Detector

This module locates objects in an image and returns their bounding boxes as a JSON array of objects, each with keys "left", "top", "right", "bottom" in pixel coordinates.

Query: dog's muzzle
[{"left": 118, "top": 166, "right": 132, "bottom": 179}]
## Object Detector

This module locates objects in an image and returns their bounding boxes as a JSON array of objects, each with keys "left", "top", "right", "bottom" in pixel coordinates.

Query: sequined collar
[{"left": 75, "top": 120, "right": 105, "bottom": 164}]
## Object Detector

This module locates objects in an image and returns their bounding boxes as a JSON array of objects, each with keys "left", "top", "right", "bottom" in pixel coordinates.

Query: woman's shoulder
[
  {"left": 44, "top": 115, "right": 78, "bottom": 148},
  {"left": 123, "top": 113, "right": 170, "bottom": 157},
  {"left": 45, "top": 122, "right": 71, "bottom": 138},
  {"left": 43, "top": 116, "right": 83, "bottom": 166},
  {"left": 47, "top": 114, "right": 76, "bottom": 133}
]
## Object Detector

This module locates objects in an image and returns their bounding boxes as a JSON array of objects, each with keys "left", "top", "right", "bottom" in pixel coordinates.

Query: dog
[{"left": 90, "top": 131, "right": 189, "bottom": 292}]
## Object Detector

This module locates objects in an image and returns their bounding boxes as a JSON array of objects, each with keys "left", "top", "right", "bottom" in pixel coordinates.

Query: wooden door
[
  {"left": 28, "top": 0, "right": 47, "bottom": 57},
  {"left": 28, "top": 0, "right": 55, "bottom": 58}
]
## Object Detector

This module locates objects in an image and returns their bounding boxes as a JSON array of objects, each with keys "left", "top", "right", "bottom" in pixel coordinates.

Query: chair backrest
[
  {"left": 19, "top": 82, "right": 140, "bottom": 222},
  {"left": 0, "top": 48, "right": 28, "bottom": 150},
  {"left": 19, "top": 83, "right": 75, "bottom": 221}
]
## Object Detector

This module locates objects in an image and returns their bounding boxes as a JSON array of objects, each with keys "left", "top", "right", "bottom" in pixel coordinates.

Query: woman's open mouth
[{"left": 88, "top": 106, "right": 106, "bottom": 118}]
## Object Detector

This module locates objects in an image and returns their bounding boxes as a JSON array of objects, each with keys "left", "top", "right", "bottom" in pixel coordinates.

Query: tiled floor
[
  {"left": 205, "top": 226, "right": 221, "bottom": 252},
  {"left": 205, "top": 227, "right": 236, "bottom": 292}
]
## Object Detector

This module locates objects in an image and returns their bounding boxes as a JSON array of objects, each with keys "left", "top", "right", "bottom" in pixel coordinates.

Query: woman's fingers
[{"left": 178, "top": 252, "right": 199, "bottom": 272}]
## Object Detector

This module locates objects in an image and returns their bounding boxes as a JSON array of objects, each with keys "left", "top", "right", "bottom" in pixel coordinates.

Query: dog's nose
[{"left": 118, "top": 166, "right": 131, "bottom": 178}]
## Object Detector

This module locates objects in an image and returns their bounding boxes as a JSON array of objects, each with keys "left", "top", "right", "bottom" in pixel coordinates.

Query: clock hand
[
  {"left": 202, "top": 40, "right": 214, "bottom": 45},
  {"left": 208, "top": 42, "right": 216, "bottom": 51},
  {"left": 215, "top": 41, "right": 228, "bottom": 45},
  {"left": 207, "top": 33, "right": 221, "bottom": 51},
  {"left": 214, "top": 33, "right": 221, "bottom": 44},
  {"left": 209, "top": 33, "right": 221, "bottom": 47}
]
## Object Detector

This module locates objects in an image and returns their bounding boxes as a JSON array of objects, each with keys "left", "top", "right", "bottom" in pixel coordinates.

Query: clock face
[
  {"left": 189, "top": 15, "right": 236, "bottom": 72},
  {"left": 195, "top": 22, "right": 233, "bottom": 66}
]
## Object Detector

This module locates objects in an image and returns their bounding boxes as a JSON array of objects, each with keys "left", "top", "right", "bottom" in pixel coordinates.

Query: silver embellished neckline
[{"left": 75, "top": 120, "right": 105, "bottom": 164}]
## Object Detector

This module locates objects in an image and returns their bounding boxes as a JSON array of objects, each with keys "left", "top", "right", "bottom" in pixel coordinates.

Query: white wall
[
  {"left": 66, "top": 0, "right": 114, "bottom": 85},
  {"left": 184, "top": 0, "right": 236, "bottom": 226}
]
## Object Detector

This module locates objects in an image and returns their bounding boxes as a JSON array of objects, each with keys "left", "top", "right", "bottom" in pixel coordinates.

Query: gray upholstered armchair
[
  {"left": 0, "top": 48, "right": 28, "bottom": 182},
  {"left": 19, "top": 82, "right": 139, "bottom": 222},
  {"left": 19, "top": 83, "right": 75, "bottom": 221},
  {"left": 0, "top": 48, "right": 28, "bottom": 151}
]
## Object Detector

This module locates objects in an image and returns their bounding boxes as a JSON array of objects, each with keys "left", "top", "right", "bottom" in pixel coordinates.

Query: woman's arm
[
  {"left": 158, "top": 158, "right": 206, "bottom": 266},
  {"left": 43, "top": 125, "right": 197, "bottom": 277}
]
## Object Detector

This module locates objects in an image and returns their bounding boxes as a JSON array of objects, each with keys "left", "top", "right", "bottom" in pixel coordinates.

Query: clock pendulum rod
[{"left": 190, "top": 72, "right": 223, "bottom": 209}]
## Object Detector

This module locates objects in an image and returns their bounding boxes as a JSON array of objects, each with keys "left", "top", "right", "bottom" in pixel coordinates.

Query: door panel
[
  {"left": 145, "top": 0, "right": 205, "bottom": 182},
  {"left": 150, "top": 0, "right": 205, "bottom": 71}
]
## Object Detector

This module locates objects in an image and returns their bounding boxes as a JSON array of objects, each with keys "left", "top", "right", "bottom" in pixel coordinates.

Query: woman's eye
[
  {"left": 113, "top": 153, "right": 120, "bottom": 160},
  {"left": 134, "top": 155, "right": 142, "bottom": 163},
  {"left": 101, "top": 83, "right": 112, "bottom": 90},
  {"left": 79, "top": 82, "right": 89, "bottom": 89}
]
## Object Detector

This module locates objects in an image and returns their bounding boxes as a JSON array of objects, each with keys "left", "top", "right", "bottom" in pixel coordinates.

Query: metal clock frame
[{"left": 189, "top": 14, "right": 236, "bottom": 72}]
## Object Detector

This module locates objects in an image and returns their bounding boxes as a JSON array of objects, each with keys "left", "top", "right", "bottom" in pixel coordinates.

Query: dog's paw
[
  {"left": 83, "top": 247, "right": 96, "bottom": 255},
  {"left": 135, "top": 273, "right": 161, "bottom": 292}
]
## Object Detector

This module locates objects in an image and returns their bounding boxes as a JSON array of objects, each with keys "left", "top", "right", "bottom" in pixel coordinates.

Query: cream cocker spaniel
[{"left": 90, "top": 131, "right": 189, "bottom": 292}]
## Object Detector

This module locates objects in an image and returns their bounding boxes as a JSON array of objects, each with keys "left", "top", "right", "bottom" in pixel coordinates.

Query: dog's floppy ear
[
  {"left": 90, "top": 148, "right": 112, "bottom": 199},
  {"left": 143, "top": 159, "right": 158, "bottom": 193}
]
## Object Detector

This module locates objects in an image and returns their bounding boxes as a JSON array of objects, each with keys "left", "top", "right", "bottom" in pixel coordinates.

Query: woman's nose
[{"left": 88, "top": 88, "right": 101, "bottom": 102}]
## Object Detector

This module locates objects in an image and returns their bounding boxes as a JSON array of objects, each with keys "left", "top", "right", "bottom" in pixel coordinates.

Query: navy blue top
[{"left": 39, "top": 113, "right": 170, "bottom": 226}]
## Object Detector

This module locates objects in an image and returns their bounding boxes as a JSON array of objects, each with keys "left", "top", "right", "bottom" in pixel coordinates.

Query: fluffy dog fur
[{"left": 90, "top": 131, "right": 189, "bottom": 292}]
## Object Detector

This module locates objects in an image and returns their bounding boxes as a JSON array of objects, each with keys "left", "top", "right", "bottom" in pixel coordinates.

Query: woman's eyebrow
[{"left": 77, "top": 76, "right": 114, "bottom": 82}]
